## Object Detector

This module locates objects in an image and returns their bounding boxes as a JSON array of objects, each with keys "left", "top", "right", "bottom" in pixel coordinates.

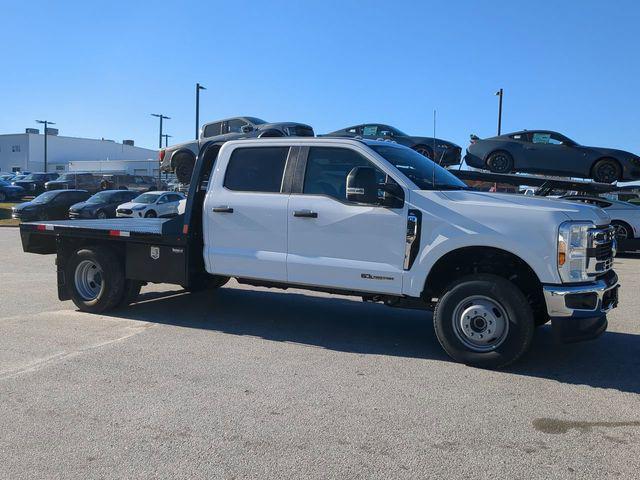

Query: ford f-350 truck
[{"left": 19, "top": 138, "right": 619, "bottom": 368}]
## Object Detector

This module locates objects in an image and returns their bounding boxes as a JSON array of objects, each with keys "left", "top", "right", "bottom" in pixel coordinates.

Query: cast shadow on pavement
[{"left": 107, "top": 285, "right": 640, "bottom": 395}]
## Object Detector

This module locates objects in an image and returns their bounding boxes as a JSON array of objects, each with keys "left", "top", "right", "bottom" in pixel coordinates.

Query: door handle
[
  {"left": 293, "top": 209, "right": 318, "bottom": 218},
  {"left": 212, "top": 206, "right": 234, "bottom": 213}
]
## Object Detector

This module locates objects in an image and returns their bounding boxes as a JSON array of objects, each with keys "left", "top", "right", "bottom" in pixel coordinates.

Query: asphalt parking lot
[{"left": 1, "top": 228, "right": 639, "bottom": 479}]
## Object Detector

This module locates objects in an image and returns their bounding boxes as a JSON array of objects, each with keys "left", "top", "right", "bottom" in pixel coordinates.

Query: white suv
[{"left": 116, "top": 191, "right": 185, "bottom": 218}]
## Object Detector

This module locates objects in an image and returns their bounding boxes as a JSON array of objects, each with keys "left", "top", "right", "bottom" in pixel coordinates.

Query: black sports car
[
  {"left": 68, "top": 190, "right": 139, "bottom": 219},
  {"left": 323, "top": 123, "right": 461, "bottom": 166},
  {"left": 465, "top": 130, "right": 640, "bottom": 183},
  {"left": 12, "top": 190, "right": 90, "bottom": 222}
]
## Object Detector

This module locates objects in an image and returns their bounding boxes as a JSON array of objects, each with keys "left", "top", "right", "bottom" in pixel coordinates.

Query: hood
[
  {"left": 2, "top": 185, "right": 24, "bottom": 191},
  {"left": 117, "top": 201, "right": 146, "bottom": 209},
  {"left": 13, "top": 201, "right": 41, "bottom": 211},
  {"left": 412, "top": 137, "right": 459, "bottom": 148},
  {"left": 260, "top": 122, "right": 313, "bottom": 129},
  {"left": 583, "top": 145, "right": 637, "bottom": 159},
  {"left": 69, "top": 201, "right": 92, "bottom": 211},
  {"left": 414, "top": 190, "right": 610, "bottom": 225}
]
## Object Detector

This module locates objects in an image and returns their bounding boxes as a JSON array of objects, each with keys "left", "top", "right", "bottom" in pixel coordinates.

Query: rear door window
[
  {"left": 224, "top": 147, "right": 289, "bottom": 193},
  {"left": 204, "top": 122, "right": 223, "bottom": 137}
]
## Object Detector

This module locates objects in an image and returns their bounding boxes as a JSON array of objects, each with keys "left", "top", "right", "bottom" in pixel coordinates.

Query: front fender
[{"left": 401, "top": 192, "right": 562, "bottom": 297}]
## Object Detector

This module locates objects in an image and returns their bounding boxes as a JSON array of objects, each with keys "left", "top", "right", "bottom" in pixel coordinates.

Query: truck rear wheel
[
  {"left": 433, "top": 274, "right": 534, "bottom": 368},
  {"left": 66, "top": 247, "right": 125, "bottom": 313},
  {"left": 173, "top": 154, "right": 195, "bottom": 184},
  {"left": 119, "top": 280, "right": 143, "bottom": 307}
]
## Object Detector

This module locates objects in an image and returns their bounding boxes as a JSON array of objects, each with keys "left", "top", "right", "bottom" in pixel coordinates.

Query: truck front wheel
[
  {"left": 66, "top": 247, "right": 126, "bottom": 313},
  {"left": 433, "top": 274, "right": 534, "bottom": 368}
]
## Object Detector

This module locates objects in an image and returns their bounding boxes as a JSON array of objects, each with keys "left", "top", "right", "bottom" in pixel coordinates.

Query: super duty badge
[{"left": 361, "top": 273, "right": 394, "bottom": 281}]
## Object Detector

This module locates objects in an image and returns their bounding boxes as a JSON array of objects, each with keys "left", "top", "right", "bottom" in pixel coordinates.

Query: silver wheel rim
[
  {"left": 452, "top": 295, "right": 509, "bottom": 352},
  {"left": 74, "top": 260, "right": 104, "bottom": 301},
  {"left": 97, "top": 211, "right": 106, "bottom": 219},
  {"left": 613, "top": 224, "right": 629, "bottom": 240}
]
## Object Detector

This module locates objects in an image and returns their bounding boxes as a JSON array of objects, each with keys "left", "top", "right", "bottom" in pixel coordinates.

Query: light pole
[
  {"left": 151, "top": 114, "right": 170, "bottom": 186},
  {"left": 162, "top": 134, "right": 172, "bottom": 147},
  {"left": 495, "top": 88, "right": 503, "bottom": 135},
  {"left": 35, "top": 120, "right": 55, "bottom": 172},
  {"left": 196, "top": 83, "right": 206, "bottom": 139},
  {"left": 151, "top": 113, "right": 170, "bottom": 149}
]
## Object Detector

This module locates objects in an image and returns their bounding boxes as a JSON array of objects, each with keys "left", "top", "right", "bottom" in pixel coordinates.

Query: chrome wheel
[
  {"left": 415, "top": 147, "right": 433, "bottom": 159},
  {"left": 452, "top": 295, "right": 509, "bottom": 352},
  {"left": 613, "top": 223, "right": 629, "bottom": 241},
  {"left": 74, "top": 260, "right": 104, "bottom": 301}
]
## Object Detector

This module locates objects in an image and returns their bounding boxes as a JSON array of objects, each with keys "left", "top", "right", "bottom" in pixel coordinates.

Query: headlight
[{"left": 558, "top": 221, "right": 592, "bottom": 282}]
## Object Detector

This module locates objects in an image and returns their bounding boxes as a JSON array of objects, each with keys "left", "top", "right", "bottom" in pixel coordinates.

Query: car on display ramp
[{"left": 465, "top": 130, "right": 640, "bottom": 183}]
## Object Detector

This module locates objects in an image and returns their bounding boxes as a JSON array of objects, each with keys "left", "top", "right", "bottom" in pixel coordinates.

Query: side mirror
[
  {"left": 380, "top": 182, "right": 405, "bottom": 208},
  {"left": 346, "top": 167, "right": 379, "bottom": 204},
  {"left": 241, "top": 124, "right": 254, "bottom": 134}
]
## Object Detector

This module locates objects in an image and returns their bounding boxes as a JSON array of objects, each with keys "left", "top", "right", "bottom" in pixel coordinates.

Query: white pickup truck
[{"left": 19, "top": 138, "right": 619, "bottom": 368}]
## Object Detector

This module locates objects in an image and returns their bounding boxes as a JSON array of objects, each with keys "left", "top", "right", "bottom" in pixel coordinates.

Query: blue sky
[{"left": 1, "top": 0, "right": 639, "bottom": 154}]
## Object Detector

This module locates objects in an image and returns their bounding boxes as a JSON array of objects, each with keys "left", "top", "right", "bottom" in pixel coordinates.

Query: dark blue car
[{"left": 0, "top": 179, "right": 25, "bottom": 202}]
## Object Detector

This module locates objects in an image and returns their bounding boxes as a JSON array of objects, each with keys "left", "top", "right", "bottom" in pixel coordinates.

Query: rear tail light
[{"left": 159, "top": 150, "right": 166, "bottom": 162}]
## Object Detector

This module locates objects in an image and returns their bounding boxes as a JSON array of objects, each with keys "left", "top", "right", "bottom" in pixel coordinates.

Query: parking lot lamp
[
  {"left": 495, "top": 88, "right": 503, "bottom": 135},
  {"left": 151, "top": 114, "right": 170, "bottom": 149},
  {"left": 196, "top": 83, "right": 206, "bottom": 139},
  {"left": 35, "top": 120, "right": 55, "bottom": 172}
]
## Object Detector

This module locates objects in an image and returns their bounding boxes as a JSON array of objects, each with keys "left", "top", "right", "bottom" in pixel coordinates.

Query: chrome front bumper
[{"left": 543, "top": 272, "right": 619, "bottom": 318}]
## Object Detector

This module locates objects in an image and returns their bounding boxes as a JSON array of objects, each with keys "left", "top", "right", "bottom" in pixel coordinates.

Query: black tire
[
  {"left": 185, "top": 274, "right": 230, "bottom": 292},
  {"left": 174, "top": 154, "right": 195, "bottom": 184},
  {"left": 65, "top": 247, "right": 125, "bottom": 313},
  {"left": 413, "top": 145, "right": 434, "bottom": 160},
  {"left": 433, "top": 274, "right": 535, "bottom": 369},
  {"left": 0, "top": 192, "right": 6, "bottom": 202},
  {"left": 486, "top": 151, "right": 514, "bottom": 173},
  {"left": 611, "top": 220, "right": 632, "bottom": 241},
  {"left": 144, "top": 210, "right": 157, "bottom": 218},
  {"left": 96, "top": 209, "right": 108, "bottom": 220},
  {"left": 592, "top": 158, "right": 621, "bottom": 183},
  {"left": 118, "top": 280, "right": 143, "bottom": 307}
]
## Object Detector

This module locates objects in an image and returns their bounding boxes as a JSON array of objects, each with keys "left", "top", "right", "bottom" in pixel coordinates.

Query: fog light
[{"left": 565, "top": 292, "right": 598, "bottom": 310}]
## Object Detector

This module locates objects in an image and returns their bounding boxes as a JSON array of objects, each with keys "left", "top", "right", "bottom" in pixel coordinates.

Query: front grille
[
  {"left": 587, "top": 226, "right": 615, "bottom": 277},
  {"left": 118, "top": 209, "right": 132, "bottom": 215}
]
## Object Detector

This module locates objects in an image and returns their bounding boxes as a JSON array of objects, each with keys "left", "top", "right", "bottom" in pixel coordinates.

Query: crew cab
[
  {"left": 160, "top": 116, "right": 314, "bottom": 184},
  {"left": 19, "top": 138, "right": 619, "bottom": 368}
]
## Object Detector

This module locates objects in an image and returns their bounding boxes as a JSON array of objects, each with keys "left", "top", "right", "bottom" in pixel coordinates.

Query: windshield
[
  {"left": 55, "top": 174, "right": 74, "bottom": 182},
  {"left": 87, "top": 191, "right": 116, "bottom": 204},
  {"left": 32, "top": 191, "right": 59, "bottom": 204},
  {"left": 132, "top": 193, "right": 160, "bottom": 204},
  {"left": 371, "top": 144, "right": 468, "bottom": 190}
]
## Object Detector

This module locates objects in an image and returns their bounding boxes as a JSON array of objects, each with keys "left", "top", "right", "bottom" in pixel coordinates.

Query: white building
[
  {"left": 68, "top": 159, "right": 160, "bottom": 176},
  {"left": 0, "top": 130, "right": 157, "bottom": 174}
]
